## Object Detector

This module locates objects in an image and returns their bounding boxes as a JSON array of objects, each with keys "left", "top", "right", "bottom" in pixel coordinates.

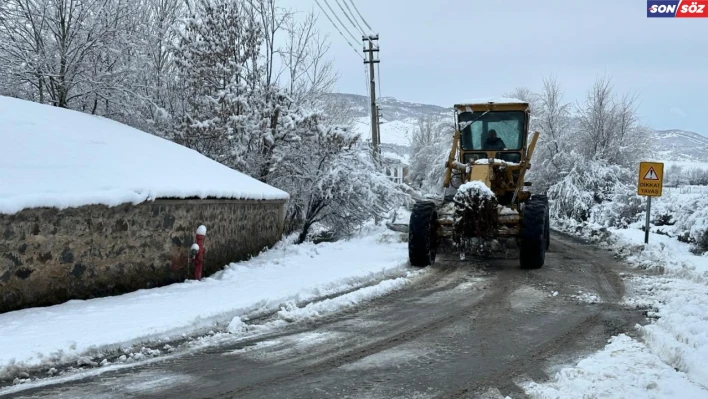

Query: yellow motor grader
[{"left": 408, "top": 98, "right": 550, "bottom": 269}]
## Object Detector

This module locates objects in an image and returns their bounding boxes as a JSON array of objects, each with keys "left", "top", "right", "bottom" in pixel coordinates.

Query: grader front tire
[{"left": 519, "top": 195, "right": 549, "bottom": 269}]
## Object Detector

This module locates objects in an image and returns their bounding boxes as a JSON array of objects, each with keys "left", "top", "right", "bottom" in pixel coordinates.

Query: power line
[
  {"left": 322, "top": 0, "right": 360, "bottom": 45},
  {"left": 340, "top": 0, "right": 367, "bottom": 36},
  {"left": 314, "top": 0, "right": 363, "bottom": 59},
  {"left": 345, "top": 0, "right": 374, "bottom": 34},
  {"left": 333, "top": 0, "right": 365, "bottom": 36}
]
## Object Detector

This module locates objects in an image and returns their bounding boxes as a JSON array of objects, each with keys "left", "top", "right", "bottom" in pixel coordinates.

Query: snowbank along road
[{"left": 3, "top": 232, "right": 647, "bottom": 399}]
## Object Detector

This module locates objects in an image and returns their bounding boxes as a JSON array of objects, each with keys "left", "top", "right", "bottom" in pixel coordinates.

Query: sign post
[{"left": 637, "top": 162, "right": 664, "bottom": 244}]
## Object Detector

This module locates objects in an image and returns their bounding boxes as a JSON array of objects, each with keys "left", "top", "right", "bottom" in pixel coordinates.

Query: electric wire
[
  {"left": 340, "top": 0, "right": 368, "bottom": 36},
  {"left": 344, "top": 0, "right": 374, "bottom": 34},
  {"left": 333, "top": 0, "right": 365, "bottom": 36},
  {"left": 314, "top": 0, "right": 363, "bottom": 59},
  {"left": 322, "top": 0, "right": 360, "bottom": 45}
]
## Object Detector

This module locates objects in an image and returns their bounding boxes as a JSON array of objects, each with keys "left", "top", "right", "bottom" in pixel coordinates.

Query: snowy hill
[
  {"left": 328, "top": 93, "right": 708, "bottom": 168},
  {"left": 651, "top": 129, "right": 708, "bottom": 167},
  {"left": 0, "top": 96, "right": 288, "bottom": 215},
  {"left": 322, "top": 93, "right": 450, "bottom": 148},
  {"left": 323, "top": 93, "right": 449, "bottom": 121}
]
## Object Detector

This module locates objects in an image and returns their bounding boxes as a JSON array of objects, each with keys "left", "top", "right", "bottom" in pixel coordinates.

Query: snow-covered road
[
  {"left": 3, "top": 223, "right": 707, "bottom": 399},
  {"left": 0, "top": 226, "right": 413, "bottom": 384},
  {"left": 523, "top": 225, "right": 708, "bottom": 398},
  {"left": 2, "top": 232, "right": 645, "bottom": 399}
]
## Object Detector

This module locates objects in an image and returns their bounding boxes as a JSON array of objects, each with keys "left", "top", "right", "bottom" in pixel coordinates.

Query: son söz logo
[{"left": 647, "top": 0, "right": 708, "bottom": 17}]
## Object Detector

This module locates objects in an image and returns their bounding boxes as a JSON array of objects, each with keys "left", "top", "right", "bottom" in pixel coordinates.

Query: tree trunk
[{"left": 297, "top": 223, "right": 311, "bottom": 244}]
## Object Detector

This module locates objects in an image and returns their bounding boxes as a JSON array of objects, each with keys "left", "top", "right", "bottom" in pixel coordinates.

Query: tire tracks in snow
[
  {"left": 0, "top": 265, "right": 426, "bottom": 393},
  {"left": 5, "top": 232, "right": 648, "bottom": 399}
]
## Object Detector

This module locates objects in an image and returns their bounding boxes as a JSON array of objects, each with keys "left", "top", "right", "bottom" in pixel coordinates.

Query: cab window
[{"left": 458, "top": 111, "right": 525, "bottom": 151}]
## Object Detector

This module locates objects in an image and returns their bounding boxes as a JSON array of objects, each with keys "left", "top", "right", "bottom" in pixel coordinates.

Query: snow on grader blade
[{"left": 408, "top": 99, "right": 550, "bottom": 269}]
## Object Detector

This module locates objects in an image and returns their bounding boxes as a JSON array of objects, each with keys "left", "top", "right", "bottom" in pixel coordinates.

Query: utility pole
[{"left": 363, "top": 34, "right": 379, "bottom": 156}]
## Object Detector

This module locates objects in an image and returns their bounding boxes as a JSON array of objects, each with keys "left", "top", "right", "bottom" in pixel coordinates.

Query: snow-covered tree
[
  {"left": 280, "top": 11, "right": 337, "bottom": 106},
  {"left": 575, "top": 76, "right": 650, "bottom": 169},
  {"left": 541, "top": 76, "right": 650, "bottom": 225},
  {"left": 0, "top": 0, "right": 138, "bottom": 110},
  {"left": 687, "top": 168, "right": 708, "bottom": 186},
  {"left": 548, "top": 159, "right": 640, "bottom": 226},
  {"left": 171, "top": 0, "right": 262, "bottom": 169},
  {"left": 130, "top": 0, "right": 186, "bottom": 136},
  {"left": 665, "top": 165, "right": 687, "bottom": 188},
  {"left": 267, "top": 115, "right": 404, "bottom": 243},
  {"left": 505, "top": 86, "right": 541, "bottom": 116},
  {"left": 526, "top": 77, "right": 573, "bottom": 193},
  {"left": 0, "top": 0, "right": 406, "bottom": 242},
  {"left": 408, "top": 115, "right": 454, "bottom": 195}
]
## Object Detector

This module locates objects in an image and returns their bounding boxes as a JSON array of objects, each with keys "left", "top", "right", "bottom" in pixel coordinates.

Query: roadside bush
[
  {"left": 548, "top": 159, "right": 635, "bottom": 226},
  {"left": 692, "top": 229, "right": 708, "bottom": 255},
  {"left": 672, "top": 197, "right": 708, "bottom": 248},
  {"left": 653, "top": 213, "right": 675, "bottom": 227}
]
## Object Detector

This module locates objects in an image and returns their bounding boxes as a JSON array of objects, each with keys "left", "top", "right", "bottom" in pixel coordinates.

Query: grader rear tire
[
  {"left": 520, "top": 194, "right": 549, "bottom": 269},
  {"left": 408, "top": 201, "right": 438, "bottom": 267}
]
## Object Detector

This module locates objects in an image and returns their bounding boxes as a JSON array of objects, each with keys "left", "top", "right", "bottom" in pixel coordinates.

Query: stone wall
[{"left": 0, "top": 199, "right": 286, "bottom": 313}]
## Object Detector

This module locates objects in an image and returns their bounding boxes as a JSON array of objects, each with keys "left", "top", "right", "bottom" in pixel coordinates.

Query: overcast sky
[{"left": 279, "top": 0, "right": 708, "bottom": 135}]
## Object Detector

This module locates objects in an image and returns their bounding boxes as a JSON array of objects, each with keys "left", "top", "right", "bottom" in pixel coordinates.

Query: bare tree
[
  {"left": 0, "top": 0, "right": 137, "bottom": 110},
  {"left": 0, "top": 0, "right": 51, "bottom": 102},
  {"left": 132, "top": 0, "right": 185, "bottom": 135},
  {"left": 318, "top": 94, "right": 356, "bottom": 127},
  {"left": 76, "top": 0, "right": 144, "bottom": 119},
  {"left": 537, "top": 76, "right": 571, "bottom": 161},
  {"left": 248, "top": 0, "right": 290, "bottom": 89},
  {"left": 576, "top": 75, "right": 649, "bottom": 168},
  {"left": 576, "top": 75, "right": 617, "bottom": 159},
  {"left": 248, "top": 5, "right": 339, "bottom": 182},
  {"left": 409, "top": 115, "right": 440, "bottom": 148},
  {"left": 505, "top": 86, "right": 540, "bottom": 115},
  {"left": 278, "top": 9, "right": 337, "bottom": 105},
  {"left": 408, "top": 115, "right": 453, "bottom": 193}
]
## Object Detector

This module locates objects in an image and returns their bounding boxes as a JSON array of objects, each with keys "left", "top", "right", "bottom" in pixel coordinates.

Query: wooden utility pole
[{"left": 363, "top": 35, "right": 380, "bottom": 156}]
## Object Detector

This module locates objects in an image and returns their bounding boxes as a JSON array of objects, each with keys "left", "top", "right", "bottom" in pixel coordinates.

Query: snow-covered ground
[
  {"left": 353, "top": 116, "right": 416, "bottom": 147},
  {"left": 0, "top": 95, "right": 288, "bottom": 215},
  {"left": 523, "top": 218, "right": 708, "bottom": 398},
  {"left": 663, "top": 160, "right": 708, "bottom": 171},
  {"left": 0, "top": 225, "right": 415, "bottom": 387}
]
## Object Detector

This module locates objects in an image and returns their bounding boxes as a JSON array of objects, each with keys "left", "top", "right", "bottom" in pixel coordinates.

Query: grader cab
[{"left": 408, "top": 98, "right": 550, "bottom": 269}]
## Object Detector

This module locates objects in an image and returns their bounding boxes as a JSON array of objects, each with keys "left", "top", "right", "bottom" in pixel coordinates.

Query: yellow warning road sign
[{"left": 638, "top": 162, "right": 664, "bottom": 196}]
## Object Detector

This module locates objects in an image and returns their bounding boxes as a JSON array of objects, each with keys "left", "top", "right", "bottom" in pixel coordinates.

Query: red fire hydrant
[{"left": 190, "top": 225, "right": 207, "bottom": 280}]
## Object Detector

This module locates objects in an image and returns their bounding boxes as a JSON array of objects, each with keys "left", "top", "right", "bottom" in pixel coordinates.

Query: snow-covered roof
[
  {"left": 0, "top": 96, "right": 289, "bottom": 215},
  {"left": 381, "top": 151, "right": 409, "bottom": 165},
  {"left": 454, "top": 97, "right": 528, "bottom": 105}
]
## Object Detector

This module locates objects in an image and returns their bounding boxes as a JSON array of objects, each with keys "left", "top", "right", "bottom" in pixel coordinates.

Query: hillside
[
  {"left": 652, "top": 129, "right": 708, "bottom": 167},
  {"left": 329, "top": 93, "right": 708, "bottom": 168},
  {"left": 322, "top": 93, "right": 449, "bottom": 148}
]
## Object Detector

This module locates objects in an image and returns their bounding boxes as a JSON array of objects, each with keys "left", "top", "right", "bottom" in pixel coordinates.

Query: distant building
[
  {"left": 381, "top": 151, "right": 409, "bottom": 184},
  {"left": 354, "top": 136, "right": 411, "bottom": 184}
]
